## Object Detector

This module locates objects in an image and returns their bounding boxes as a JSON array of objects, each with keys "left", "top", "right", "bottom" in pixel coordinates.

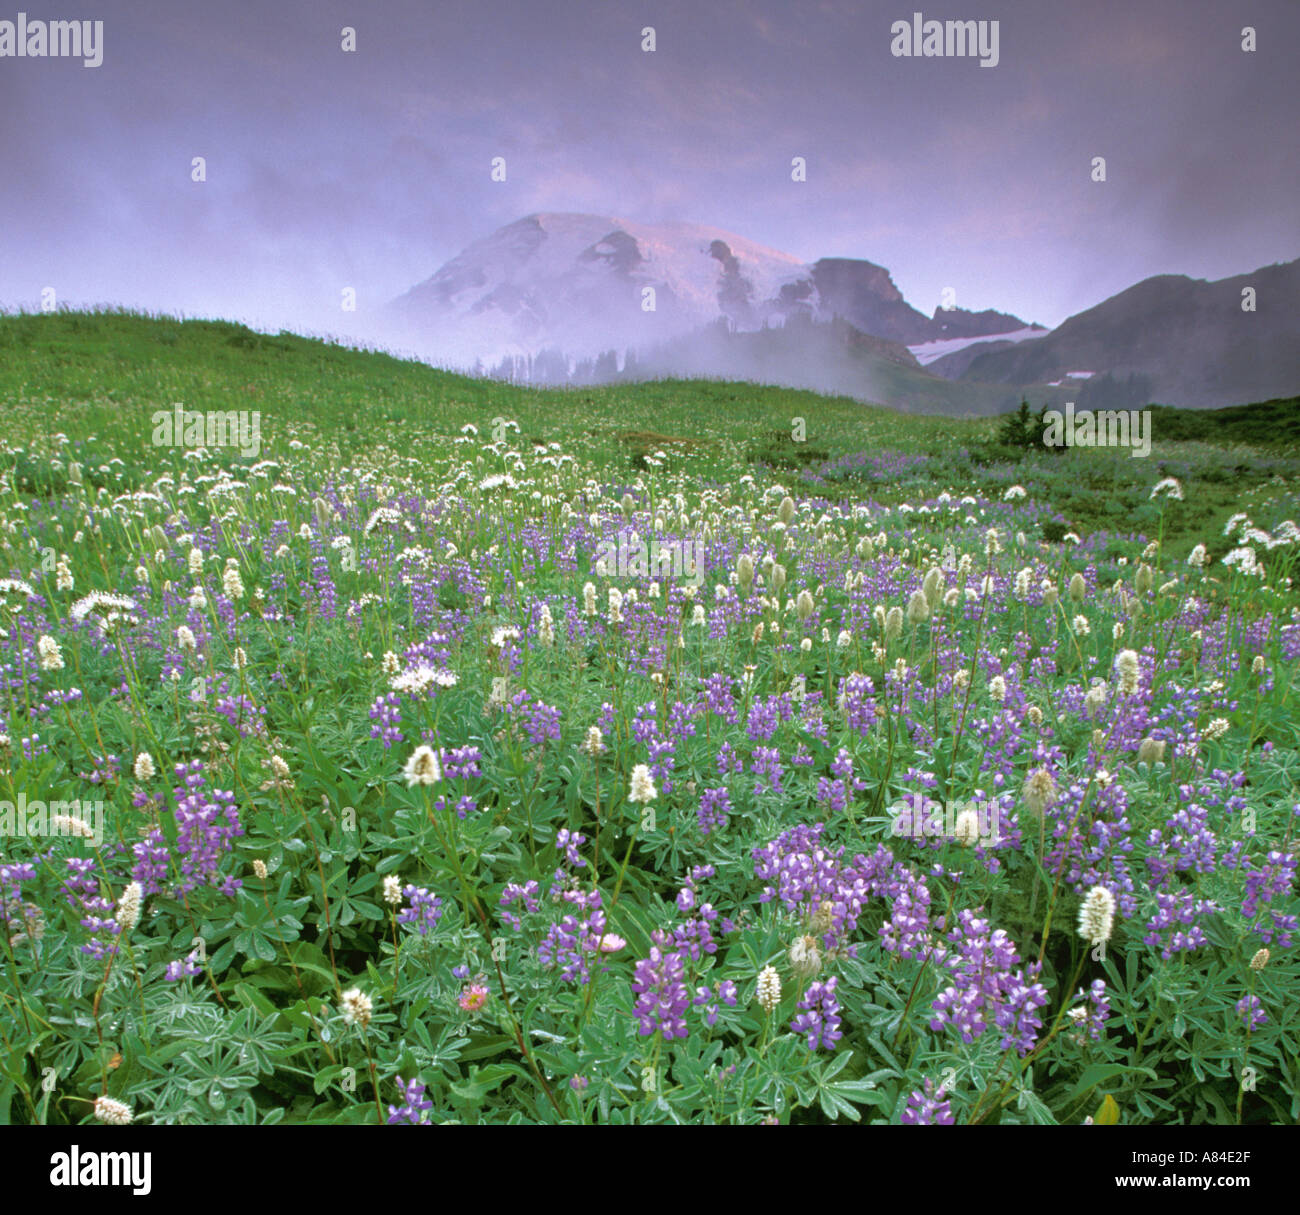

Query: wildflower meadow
[{"left": 0, "top": 312, "right": 1297, "bottom": 1130}]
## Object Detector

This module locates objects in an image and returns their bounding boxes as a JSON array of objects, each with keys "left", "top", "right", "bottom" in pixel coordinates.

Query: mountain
[
  {"left": 389, "top": 212, "right": 1037, "bottom": 368},
  {"left": 943, "top": 260, "right": 1300, "bottom": 410},
  {"left": 389, "top": 213, "right": 1298, "bottom": 414},
  {"left": 806, "top": 258, "right": 1035, "bottom": 346}
]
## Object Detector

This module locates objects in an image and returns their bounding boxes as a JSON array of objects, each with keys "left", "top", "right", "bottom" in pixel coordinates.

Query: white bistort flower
[
  {"left": 1203, "top": 717, "right": 1230, "bottom": 741},
  {"left": 952, "top": 806, "right": 981, "bottom": 847},
  {"left": 222, "top": 561, "right": 244, "bottom": 600},
  {"left": 1077, "top": 885, "right": 1116, "bottom": 946},
  {"left": 114, "top": 882, "right": 143, "bottom": 932},
  {"left": 1115, "top": 649, "right": 1140, "bottom": 696},
  {"left": 402, "top": 745, "right": 442, "bottom": 787},
  {"left": 341, "top": 987, "right": 373, "bottom": 1028},
  {"left": 37, "top": 635, "right": 64, "bottom": 671},
  {"left": 628, "top": 763, "right": 657, "bottom": 804},
  {"left": 93, "top": 1095, "right": 134, "bottom": 1125}
]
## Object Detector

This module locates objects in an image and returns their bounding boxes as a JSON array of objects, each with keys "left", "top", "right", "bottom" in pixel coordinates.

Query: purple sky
[{"left": 1, "top": 0, "right": 1296, "bottom": 340}]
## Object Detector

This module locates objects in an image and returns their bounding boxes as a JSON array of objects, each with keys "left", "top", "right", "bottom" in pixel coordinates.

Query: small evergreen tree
[{"left": 995, "top": 400, "right": 1054, "bottom": 452}]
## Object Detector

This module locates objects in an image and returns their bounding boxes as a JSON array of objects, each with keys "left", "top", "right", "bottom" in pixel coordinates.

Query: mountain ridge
[{"left": 389, "top": 212, "right": 1298, "bottom": 414}]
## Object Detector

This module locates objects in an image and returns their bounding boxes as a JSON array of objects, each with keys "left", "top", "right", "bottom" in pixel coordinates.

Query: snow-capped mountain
[
  {"left": 388, "top": 213, "right": 1299, "bottom": 414},
  {"left": 390, "top": 212, "right": 1035, "bottom": 367}
]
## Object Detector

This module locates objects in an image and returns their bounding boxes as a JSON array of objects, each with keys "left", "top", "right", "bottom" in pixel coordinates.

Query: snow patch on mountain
[{"left": 908, "top": 326, "right": 1047, "bottom": 366}]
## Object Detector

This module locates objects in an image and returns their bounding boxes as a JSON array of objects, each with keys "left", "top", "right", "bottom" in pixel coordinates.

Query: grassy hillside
[
  {"left": 1, "top": 308, "right": 1296, "bottom": 558},
  {"left": 0, "top": 308, "right": 966, "bottom": 466}
]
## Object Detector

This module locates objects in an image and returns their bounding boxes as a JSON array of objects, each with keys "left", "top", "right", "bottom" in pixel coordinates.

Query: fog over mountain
[
  {"left": 389, "top": 212, "right": 1298, "bottom": 415},
  {"left": 389, "top": 212, "right": 1039, "bottom": 364}
]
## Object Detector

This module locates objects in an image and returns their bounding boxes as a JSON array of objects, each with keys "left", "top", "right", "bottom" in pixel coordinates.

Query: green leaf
[{"left": 1064, "top": 1062, "right": 1156, "bottom": 1104}]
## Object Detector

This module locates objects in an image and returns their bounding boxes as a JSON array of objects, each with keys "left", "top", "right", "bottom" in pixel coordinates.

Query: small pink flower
[
  {"left": 458, "top": 981, "right": 490, "bottom": 1013},
  {"left": 598, "top": 933, "right": 627, "bottom": 953}
]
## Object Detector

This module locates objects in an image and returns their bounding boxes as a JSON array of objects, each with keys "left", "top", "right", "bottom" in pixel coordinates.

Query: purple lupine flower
[
  {"left": 537, "top": 887, "right": 607, "bottom": 984},
  {"left": 368, "top": 692, "right": 403, "bottom": 748},
  {"left": 1070, "top": 979, "right": 1110, "bottom": 1041},
  {"left": 746, "top": 695, "right": 780, "bottom": 742},
  {"left": 131, "top": 828, "right": 170, "bottom": 896},
  {"left": 693, "top": 978, "right": 739, "bottom": 1027},
  {"left": 1143, "top": 889, "right": 1217, "bottom": 959},
  {"left": 387, "top": 1076, "right": 433, "bottom": 1125},
  {"left": 631, "top": 701, "right": 660, "bottom": 745},
  {"left": 77, "top": 752, "right": 121, "bottom": 785},
  {"left": 442, "top": 744, "right": 483, "bottom": 780},
  {"left": 697, "top": 786, "right": 731, "bottom": 836},
  {"left": 397, "top": 885, "right": 444, "bottom": 935},
  {"left": 164, "top": 949, "right": 203, "bottom": 982},
  {"left": 61, "top": 857, "right": 99, "bottom": 909},
  {"left": 791, "top": 975, "right": 843, "bottom": 1050},
  {"left": 749, "top": 745, "right": 785, "bottom": 796},
  {"left": 665, "top": 911, "right": 720, "bottom": 962},
  {"left": 839, "top": 673, "right": 879, "bottom": 736},
  {"left": 698, "top": 672, "right": 738, "bottom": 724},
  {"left": 213, "top": 694, "right": 268, "bottom": 739},
  {"left": 1241, "top": 849, "right": 1297, "bottom": 924},
  {"left": 928, "top": 910, "right": 1048, "bottom": 1055},
  {"left": 555, "top": 828, "right": 587, "bottom": 868},
  {"left": 686, "top": 863, "right": 715, "bottom": 889},
  {"left": 901, "top": 1078, "right": 955, "bottom": 1125},
  {"left": 667, "top": 700, "right": 698, "bottom": 741},
  {"left": 171, "top": 760, "right": 243, "bottom": 896},
  {"left": 716, "top": 741, "right": 744, "bottom": 776},
  {"left": 524, "top": 699, "right": 562, "bottom": 745},
  {"left": 1258, "top": 911, "right": 1297, "bottom": 948},
  {"left": 1237, "top": 994, "right": 1267, "bottom": 1031},
  {"left": 630, "top": 946, "right": 690, "bottom": 1039},
  {"left": 499, "top": 880, "right": 540, "bottom": 930},
  {"left": 0, "top": 861, "right": 36, "bottom": 906},
  {"left": 815, "top": 774, "right": 847, "bottom": 814}
]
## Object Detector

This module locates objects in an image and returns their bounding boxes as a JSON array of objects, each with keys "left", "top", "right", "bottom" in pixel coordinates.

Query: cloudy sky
[{"left": 1, "top": 0, "right": 1295, "bottom": 340}]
